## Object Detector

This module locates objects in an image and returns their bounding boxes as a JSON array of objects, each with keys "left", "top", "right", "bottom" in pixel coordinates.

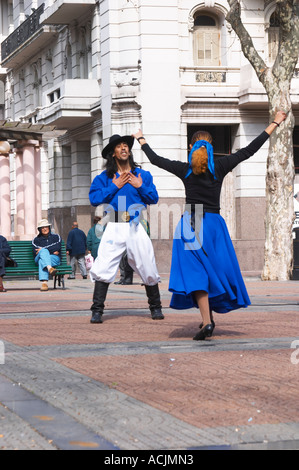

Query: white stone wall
[{"left": 1, "top": 0, "right": 299, "bottom": 269}]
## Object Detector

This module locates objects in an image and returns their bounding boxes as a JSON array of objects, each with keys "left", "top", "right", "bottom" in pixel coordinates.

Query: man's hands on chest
[{"left": 112, "top": 172, "right": 142, "bottom": 189}]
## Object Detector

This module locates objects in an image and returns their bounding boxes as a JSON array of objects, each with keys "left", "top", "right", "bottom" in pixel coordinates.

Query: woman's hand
[
  {"left": 273, "top": 110, "right": 287, "bottom": 126},
  {"left": 265, "top": 110, "right": 288, "bottom": 135},
  {"left": 132, "top": 129, "right": 146, "bottom": 145},
  {"left": 132, "top": 129, "right": 143, "bottom": 140}
]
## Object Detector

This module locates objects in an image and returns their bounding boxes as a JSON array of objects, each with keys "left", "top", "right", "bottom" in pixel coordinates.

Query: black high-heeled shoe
[
  {"left": 193, "top": 323, "right": 214, "bottom": 341},
  {"left": 199, "top": 320, "right": 215, "bottom": 330}
]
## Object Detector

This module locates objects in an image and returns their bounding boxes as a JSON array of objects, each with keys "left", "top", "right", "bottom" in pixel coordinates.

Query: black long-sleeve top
[
  {"left": 0, "top": 236, "right": 11, "bottom": 257},
  {"left": 141, "top": 131, "right": 269, "bottom": 213},
  {"left": 0, "top": 236, "right": 11, "bottom": 272}
]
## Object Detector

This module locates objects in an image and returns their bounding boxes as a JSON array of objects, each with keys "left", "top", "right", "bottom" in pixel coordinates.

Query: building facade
[{"left": 0, "top": 0, "right": 298, "bottom": 273}]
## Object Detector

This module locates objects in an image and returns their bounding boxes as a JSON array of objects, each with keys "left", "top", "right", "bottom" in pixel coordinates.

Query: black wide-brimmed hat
[{"left": 102, "top": 134, "right": 135, "bottom": 159}]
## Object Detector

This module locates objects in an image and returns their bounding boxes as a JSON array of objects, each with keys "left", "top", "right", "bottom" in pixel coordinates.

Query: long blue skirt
[{"left": 169, "top": 212, "right": 251, "bottom": 313}]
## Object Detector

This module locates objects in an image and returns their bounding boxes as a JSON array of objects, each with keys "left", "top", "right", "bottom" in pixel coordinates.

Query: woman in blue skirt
[{"left": 133, "top": 110, "right": 286, "bottom": 340}]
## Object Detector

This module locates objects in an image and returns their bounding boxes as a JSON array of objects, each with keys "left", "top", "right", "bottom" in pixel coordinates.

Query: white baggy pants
[{"left": 89, "top": 222, "right": 160, "bottom": 286}]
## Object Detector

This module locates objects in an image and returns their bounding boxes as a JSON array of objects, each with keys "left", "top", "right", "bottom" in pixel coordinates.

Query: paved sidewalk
[{"left": 0, "top": 273, "right": 298, "bottom": 451}]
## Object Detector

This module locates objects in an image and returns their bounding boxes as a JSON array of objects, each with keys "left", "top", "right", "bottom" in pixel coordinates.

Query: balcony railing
[{"left": 1, "top": 4, "right": 45, "bottom": 62}]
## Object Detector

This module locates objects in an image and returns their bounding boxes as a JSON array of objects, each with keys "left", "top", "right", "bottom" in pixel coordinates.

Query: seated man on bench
[{"left": 32, "top": 219, "right": 61, "bottom": 291}]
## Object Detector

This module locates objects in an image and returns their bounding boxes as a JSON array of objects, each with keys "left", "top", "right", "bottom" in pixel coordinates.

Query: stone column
[
  {"left": 15, "top": 147, "right": 25, "bottom": 238},
  {"left": 0, "top": 155, "right": 11, "bottom": 237},
  {"left": 34, "top": 143, "right": 42, "bottom": 226},
  {"left": 20, "top": 140, "right": 40, "bottom": 238}
]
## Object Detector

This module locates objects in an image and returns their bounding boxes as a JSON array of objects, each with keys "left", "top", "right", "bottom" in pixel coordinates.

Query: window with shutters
[{"left": 193, "top": 13, "right": 220, "bottom": 66}]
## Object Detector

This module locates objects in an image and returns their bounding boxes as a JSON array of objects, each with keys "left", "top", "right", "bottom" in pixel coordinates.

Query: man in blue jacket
[
  {"left": 89, "top": 133, "right": 164, "bottom": 324},
  {"left": 66, "top": 222, "right": 87, "bottom": 279},
  {"left": 32, "top": 219, "right": 61, "bottom": 291}
]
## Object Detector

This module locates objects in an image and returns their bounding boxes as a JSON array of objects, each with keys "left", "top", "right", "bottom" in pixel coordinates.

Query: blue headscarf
[{"left": 185, "top": 140, "right": 217, "bottom": 180}]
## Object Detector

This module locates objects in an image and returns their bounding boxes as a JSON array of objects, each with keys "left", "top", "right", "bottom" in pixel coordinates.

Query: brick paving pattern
[{"left": 0, "top": 275, "right": 298, "bottom": 450}]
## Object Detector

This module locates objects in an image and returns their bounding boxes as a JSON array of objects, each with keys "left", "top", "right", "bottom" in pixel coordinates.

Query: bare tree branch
[{"left": 226, "top": 0, "right": 269, "bottom": 88}]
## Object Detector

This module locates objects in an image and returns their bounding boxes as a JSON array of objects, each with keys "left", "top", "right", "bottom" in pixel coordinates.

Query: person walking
[
  {"left": 0, "top": 235, "right": 11, "bottom": 292},
  {"left": 32, "top": 220, "right": 61, "bottom": 291},
  {"left": 114, "top": 250, "right": 134, "bottom": 285},
  {"left": 86, "top": 216, "right": 105, "bottom": 261},
  {"left": 66, "top": 222, "right": 87, "bottom": 279},
  {"left": 133, "top": 110, "right": 287, "bottom": 340},
  {"left": 89, "top": 133, "right": 164, "bottom": 323}
]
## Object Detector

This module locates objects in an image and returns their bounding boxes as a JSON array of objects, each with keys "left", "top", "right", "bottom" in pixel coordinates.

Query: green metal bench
[{"left": 5, "top": 240, "right": 72, "bottom": 289}]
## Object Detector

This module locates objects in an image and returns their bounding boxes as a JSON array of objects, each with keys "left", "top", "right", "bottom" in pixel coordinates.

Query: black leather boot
[
  {"left": 122, "top": 272, "right": 133, "bottom": 285},
  {"left": 114, "top": 273, "right": 133, "bottom": 285},
  {"left": 122, "top": 259, "right": 134, "bottom": 284},
  {"left": 145, "top": 284, "right": 164, "bottom": 320},
  {"left": 90, "top": 281, "right": 109, "bottom": 323},
  {"left": 114, "top": 252, "right": 134, "bottom": 285}
]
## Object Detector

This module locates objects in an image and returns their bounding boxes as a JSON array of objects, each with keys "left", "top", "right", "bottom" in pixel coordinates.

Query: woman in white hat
[{"left": 32, "top": 219, "right": 62, "bottom": 291}]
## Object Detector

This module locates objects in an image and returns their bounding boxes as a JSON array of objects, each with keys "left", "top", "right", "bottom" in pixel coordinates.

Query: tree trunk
[
  {"left": 263, "top": 102, "right": 295, "bottom": 280},
  {"left": 226, "top": 0, "right": 299, "bottom": 280}
]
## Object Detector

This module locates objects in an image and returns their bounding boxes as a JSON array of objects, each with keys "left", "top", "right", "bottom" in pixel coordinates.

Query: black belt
[{"left": 189, "top": 203, "right": 220, "bottom": 215}]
